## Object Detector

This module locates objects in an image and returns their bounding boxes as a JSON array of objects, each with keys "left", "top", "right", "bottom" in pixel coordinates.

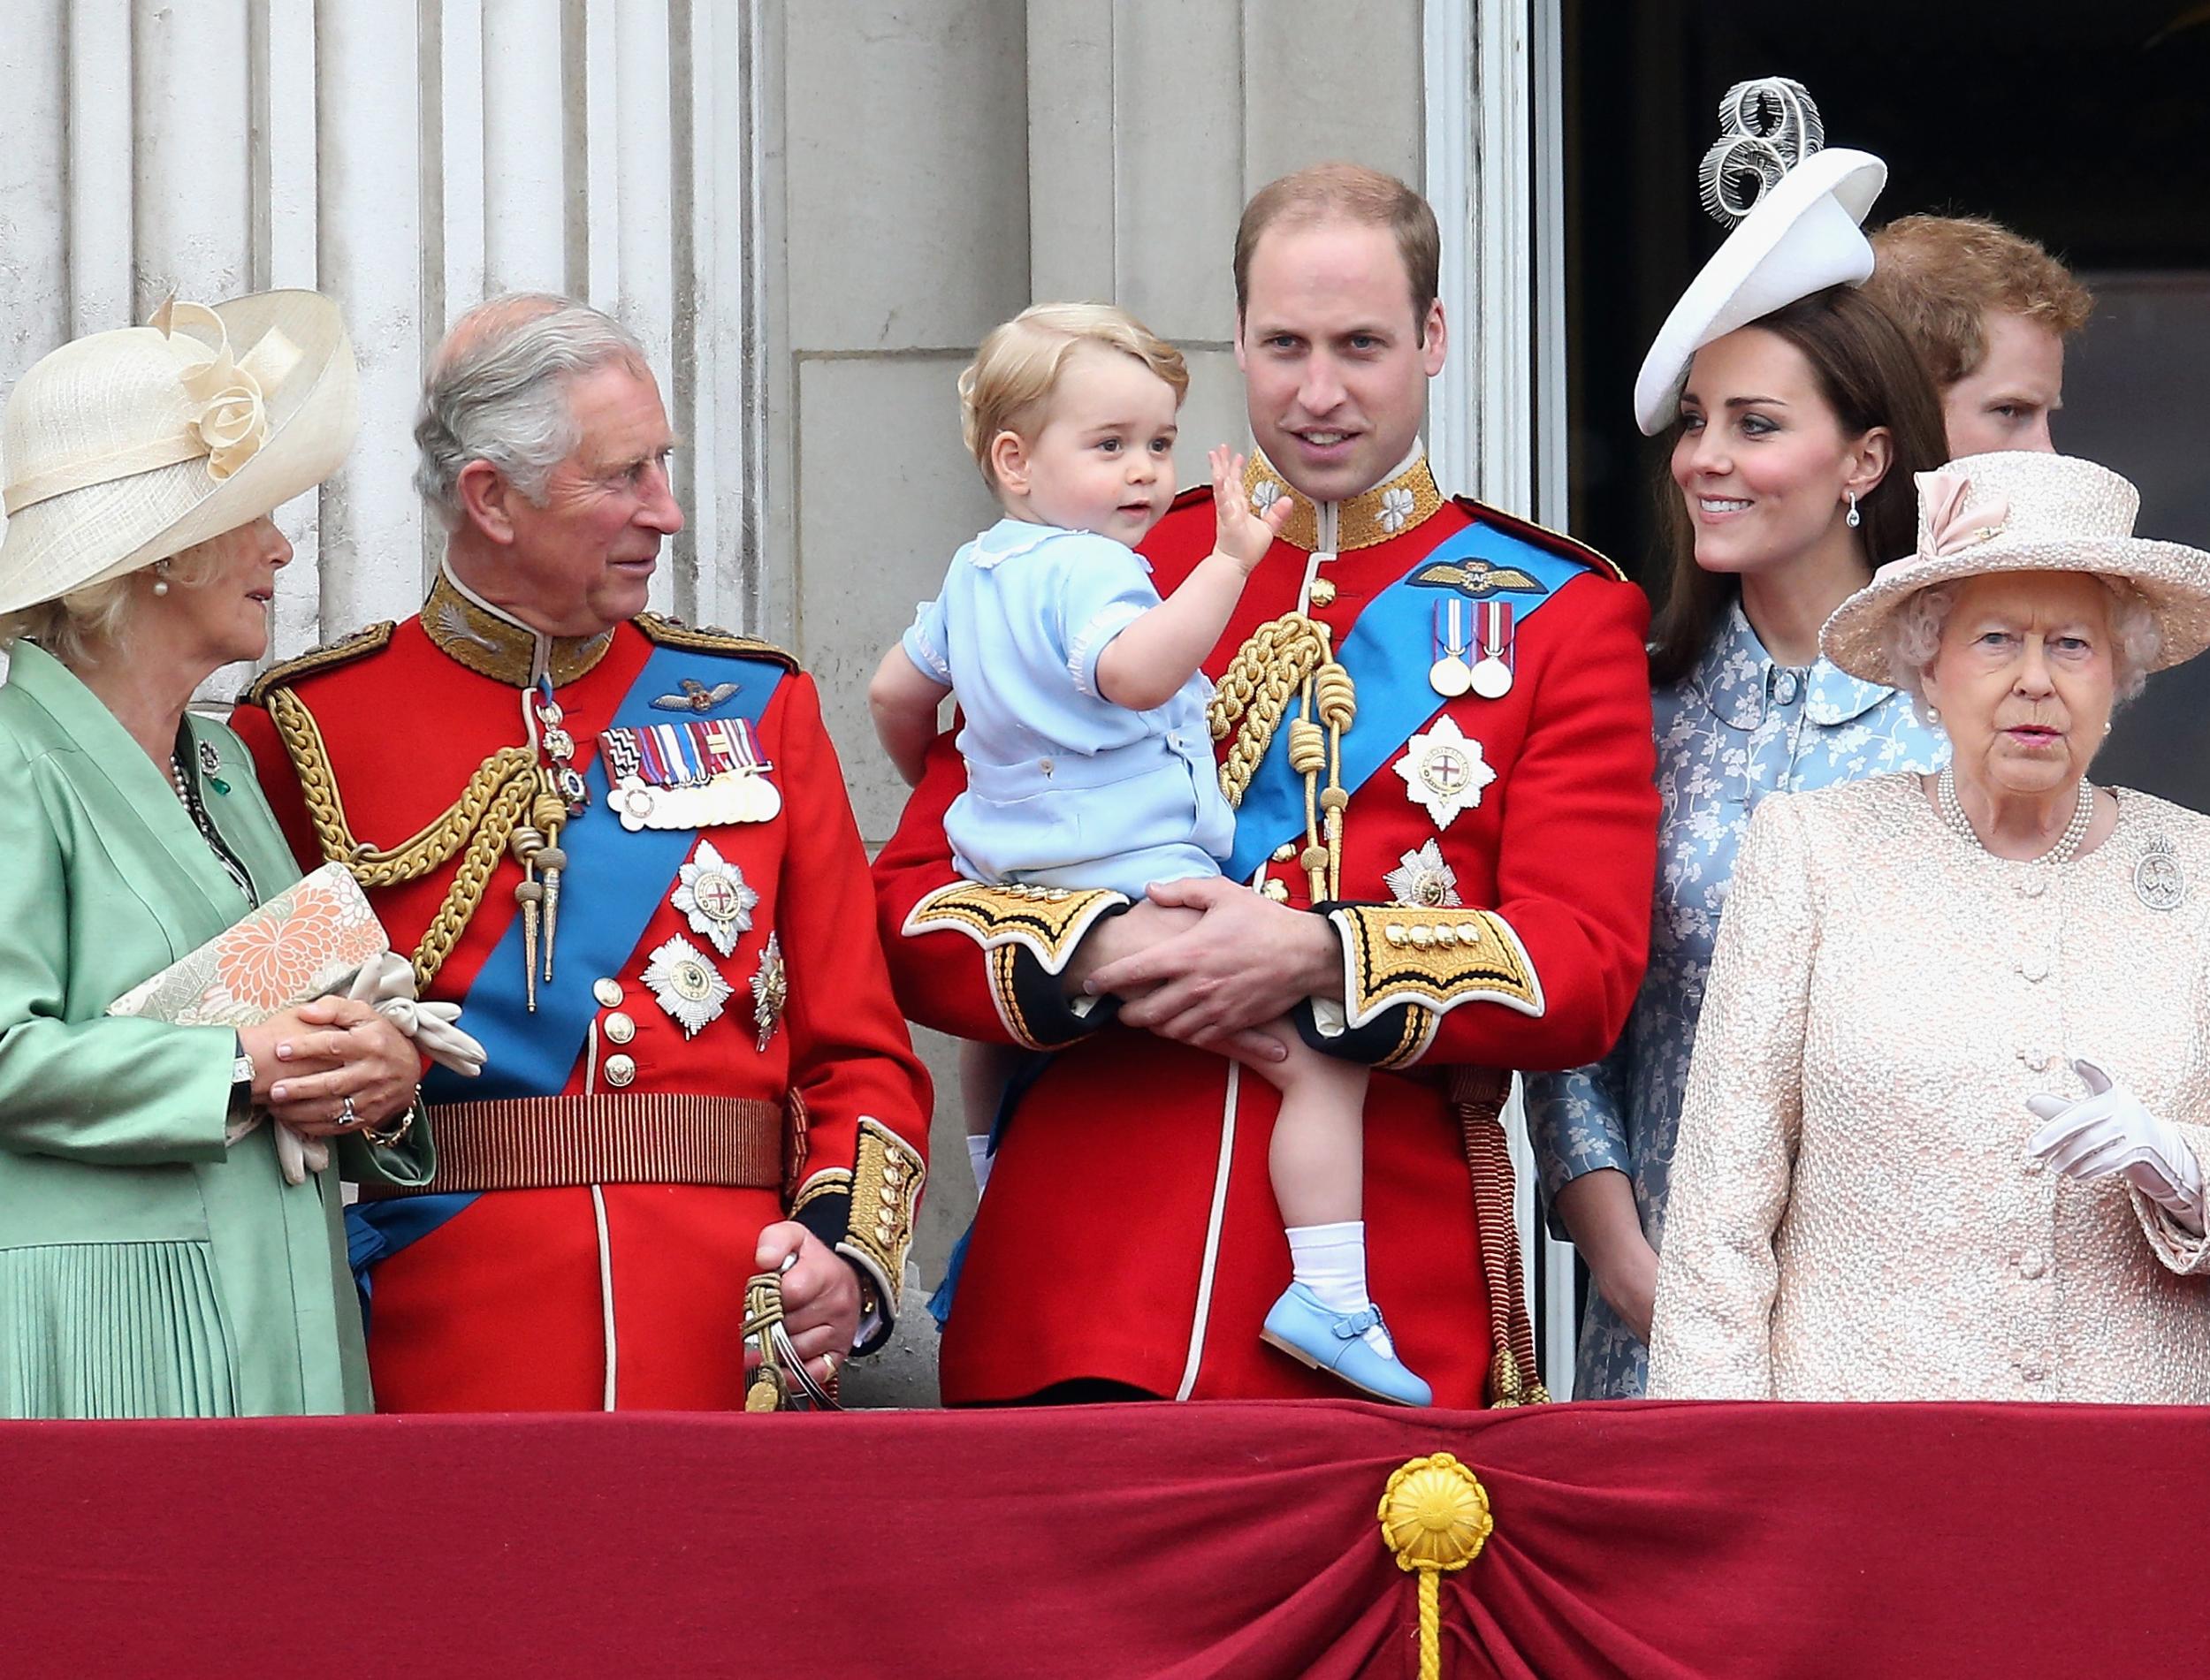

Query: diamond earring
[{"left": 1844, "top": 490, "right": 1861, "bottom": 529}]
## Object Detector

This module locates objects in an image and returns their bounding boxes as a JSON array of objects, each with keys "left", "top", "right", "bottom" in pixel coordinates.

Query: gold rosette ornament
[{"left": 1378, "top": 1453, "right": 1493, "bottom": 1679}]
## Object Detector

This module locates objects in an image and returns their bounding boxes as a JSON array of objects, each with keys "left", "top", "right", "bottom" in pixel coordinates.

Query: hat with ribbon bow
[
  {"left": 1821, "top": 451, "right": 2210, "bottom": 681},
  {"left": 1634, "top": 76, "right": 1886, "bottom": 436},
  {"left": 0, "top": 290, "right": 357, "bottom": 618}
]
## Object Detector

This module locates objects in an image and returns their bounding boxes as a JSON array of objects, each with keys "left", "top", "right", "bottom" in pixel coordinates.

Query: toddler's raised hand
[{"left": 1211, "top": 445, "right": 1292, "bottom": 574}]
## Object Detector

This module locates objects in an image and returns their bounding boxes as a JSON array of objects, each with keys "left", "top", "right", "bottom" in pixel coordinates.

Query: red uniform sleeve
[
  {"left": 768, "top": 674, "right": 935, "bottom": 1319},
  {"left": 870, "top": 725, "right": 1130, "bottom": 1052},
  {"left": 1315, "top": 574, "right": 1658, "bottom": 1073}
]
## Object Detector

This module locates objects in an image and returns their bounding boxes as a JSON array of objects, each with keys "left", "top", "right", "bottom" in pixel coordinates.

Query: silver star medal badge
[
  {"left": 1384, "top": 840, "right": 1463, "bottom": 908},
  {"left": 1393, "top": 715, "right": 1496, "bottom": 831},
  {"left": 671, "top": 839, "right": 758, "bottom": 956},
  {"left": 641, "top": 934, "right": 735, "bottom": 1038},
  {"left": 751, "top": 932, "right": 787, "bottom": 1053}
]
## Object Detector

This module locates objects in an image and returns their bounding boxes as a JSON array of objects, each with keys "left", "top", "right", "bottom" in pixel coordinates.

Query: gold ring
[{"left": 821, "top": 1350, "right": 839, "bottom": 1380}]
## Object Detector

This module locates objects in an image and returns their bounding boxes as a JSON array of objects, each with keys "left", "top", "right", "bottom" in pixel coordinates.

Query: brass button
[
  {"left": 604, "top": 1053, "right": 637, "bottom": 1088},
  {"left": 1308, "top": 578, "right": 1338, "bottom": 608},
  {"left": 1261, "top": 878, "right": 1291, "bottom": 902},
  {"left": 604, "top": 1011, "right": 636, "bottom": 1045},
  {"left": 592, "top": 977, "right": 624, "bottom": 1008},
  {"left": 1271, "top": 843, "right": 1297, "bottom": 864}
]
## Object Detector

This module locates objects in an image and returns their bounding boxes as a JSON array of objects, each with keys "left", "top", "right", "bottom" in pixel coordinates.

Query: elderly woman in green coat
[{"left": 0, "top": 293, "right": 434, "bottom": 1418}]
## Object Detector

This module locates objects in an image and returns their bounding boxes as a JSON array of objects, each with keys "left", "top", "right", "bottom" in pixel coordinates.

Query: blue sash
[
  {"left": 1222, "top": 522, "right": 1589, "bottom": 882},
  {"left": 423, "top": 644, "right": 786, "bottom": 1103}
]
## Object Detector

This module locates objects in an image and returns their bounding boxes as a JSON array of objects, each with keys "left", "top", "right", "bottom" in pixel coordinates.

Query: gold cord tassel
[
  {"left": 530, "top": 784, "right": 570, "bottom": 985},
  {"left": 1208, "top": 611, "right": 1358, "bottom": 901},
  {"left": 509, "top": 825, "right": 545, "bottom": 1013}
]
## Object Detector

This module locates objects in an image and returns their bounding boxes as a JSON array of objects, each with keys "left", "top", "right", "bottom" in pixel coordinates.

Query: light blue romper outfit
[
  {"left": 903, "top": 519, "right": 1234, "bottom": 901},
  {"left": 1524, "top": 602, "right": 1947, "bottom": 1398}
]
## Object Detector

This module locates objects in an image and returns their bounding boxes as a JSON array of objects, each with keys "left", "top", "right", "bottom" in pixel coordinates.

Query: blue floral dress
[{"left": 1525, "top": 602, "right": 1947, "bottom": 1397}]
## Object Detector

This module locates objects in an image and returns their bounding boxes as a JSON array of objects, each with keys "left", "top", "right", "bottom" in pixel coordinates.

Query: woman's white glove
[
  {"left": 343, "top": 951, "right": 488, "bottom": 1079},
  {"left": 2026, "top": 1058, "right": 2206, "bottom": 1234},
  {"left": 255, "top": 954, "right": 487, "bottom": 1186}
]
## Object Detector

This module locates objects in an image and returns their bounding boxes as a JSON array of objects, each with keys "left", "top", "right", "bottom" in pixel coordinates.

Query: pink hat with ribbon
[
  {"left": 0, "top": 290, "right": 357, "bottom": 619},
  {"left": 1821, "top": 451, "right": 2210, "bottom": 682}
]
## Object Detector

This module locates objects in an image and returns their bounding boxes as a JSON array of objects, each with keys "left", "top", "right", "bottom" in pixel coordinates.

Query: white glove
[
  {"left": 2026, "top": 1058, "right": 2206, "bottom": 1234},
  {"left": 255, "top": 954, "right": 489, "bottom": 1188},
  {"left": 342, "top": 951, "right": 488, "bottom": 1079}
]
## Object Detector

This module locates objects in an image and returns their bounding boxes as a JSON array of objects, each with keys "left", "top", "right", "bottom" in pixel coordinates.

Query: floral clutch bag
[{"left": 107, "top": 862, "right": 390, "bottom": 1027}]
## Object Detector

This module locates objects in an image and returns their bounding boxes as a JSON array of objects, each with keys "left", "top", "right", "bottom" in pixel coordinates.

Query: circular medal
[
  {"left": 1469, "top": 656, "right": 1513, "bottom": 700},
  {"left": 1429, "top": 656, "right": 1473, "bottom": 698}
]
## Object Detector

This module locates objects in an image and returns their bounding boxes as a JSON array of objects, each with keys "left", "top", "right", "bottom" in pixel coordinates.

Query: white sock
[
  {"left": 1286, "top": 1220, "right": 1393, "bottom": 1357},
  {"left": 966, "top": 1132, "right": 994, "bottom": 1196}
]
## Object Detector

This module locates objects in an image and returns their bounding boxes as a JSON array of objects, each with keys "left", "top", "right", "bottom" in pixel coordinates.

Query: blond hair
[
  {"left": 0, "top": 538, "right": 228, "bottom": 666},
  {"left": 958, "top": 303, "right": 1188, "bottom": 490},
  {"left": 1865, "top": 216, "right": 2093, "bottom": 390},
  {"left": 1233, "top": 163, "right": 1440, "bottom": 337}
]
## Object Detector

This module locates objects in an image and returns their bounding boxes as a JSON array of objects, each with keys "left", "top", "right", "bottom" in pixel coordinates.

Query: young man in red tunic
[
  {"left": 874, "top": 163, "right": 1659, "bottom": 1408},
  {"left": 233, "top": 294, "right": 931, "bottom": 1410}
]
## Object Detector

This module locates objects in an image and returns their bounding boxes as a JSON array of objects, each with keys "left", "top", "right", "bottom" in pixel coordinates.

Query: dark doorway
[{"left": 1560, "top": 0, "right": 2210, "bottom": 803}]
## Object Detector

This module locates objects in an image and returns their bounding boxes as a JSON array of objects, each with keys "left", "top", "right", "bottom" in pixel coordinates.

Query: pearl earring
[
  {"left": 150, "top": 561, "right": 171, "bottom": 597},
  {"left": 1844, "top": 490, "right": 1861, "bottom": 529}
]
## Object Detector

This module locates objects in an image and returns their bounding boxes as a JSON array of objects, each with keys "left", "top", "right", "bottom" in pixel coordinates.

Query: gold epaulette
[
  {"left": 239, "top": 621, "right": 396, "bottom": 707},
  {"left": 636, "top": 613, "right": 799, "bottom": 671},
  {"left": 1449, "top": 495, "right": 1628, "bottom": 582}
]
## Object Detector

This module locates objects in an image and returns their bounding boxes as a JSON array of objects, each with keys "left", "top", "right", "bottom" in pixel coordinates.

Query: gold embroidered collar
[
  {"left": 1238, "top": 448, "right": 1445, "bottom": 552},
  {"left": 422, "top": 567, "right": 615, "bottom": 688}
]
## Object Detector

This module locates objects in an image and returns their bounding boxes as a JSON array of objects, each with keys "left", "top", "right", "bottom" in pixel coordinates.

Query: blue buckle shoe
[{"left": 1261, "top": 1283, "right": 1433, "bottom": 1406}]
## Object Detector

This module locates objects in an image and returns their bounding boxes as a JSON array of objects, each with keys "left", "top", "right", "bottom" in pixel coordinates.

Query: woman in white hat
[
  {"left": 1528, "top": 79, "right": 1950, "bottom": 1398},
  {"left": 1647, "top": 451, "right": 2210, "bottom": 1402},
  {"left": 0, "top": 293, "right": 432, "bottom": 1418}
]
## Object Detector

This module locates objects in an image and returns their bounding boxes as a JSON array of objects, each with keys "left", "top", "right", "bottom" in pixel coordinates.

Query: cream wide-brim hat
[
  {"left": 1632, "top": 145, "right": 1886, "bottom": 437},
  {"left": 0, "top": 290, "right": 358, "bottom": 619},
  {"left": 1821, "top": 452, "right": 2210, "bottom": 682}
]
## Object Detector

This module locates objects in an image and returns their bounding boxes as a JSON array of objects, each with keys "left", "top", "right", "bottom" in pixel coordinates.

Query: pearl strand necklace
[
  {"left": 169, "top": 751, "right": 254, "bottom": 901},
  {"left": 1936, "top": 766, "right": 2095, "bottom": 866}
]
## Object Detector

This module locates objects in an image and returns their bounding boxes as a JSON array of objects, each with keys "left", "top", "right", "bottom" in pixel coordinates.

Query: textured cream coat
[{"left": 1648, "top": 773, "right": 2210, "bottom": 1403}]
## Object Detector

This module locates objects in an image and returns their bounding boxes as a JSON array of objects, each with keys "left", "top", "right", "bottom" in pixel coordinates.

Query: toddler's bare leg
[
  {"left": 1244, "top": 1032, "right": 1370, "bottom": 1228},
  {"left": 957, "top": 1038, "right": 1026, "bottom": 1195},
  {"left": 1245, "top": 1035, "right": 1406, "bottom": 1362}
]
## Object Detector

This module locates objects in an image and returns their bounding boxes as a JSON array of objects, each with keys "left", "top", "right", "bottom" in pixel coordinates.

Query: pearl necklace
[
  {"left": 1936, "top": 767, "right": 2095, "bottom": 866},
  {"left": 170, "top": 751, "right": 254, "bottom": 901}
]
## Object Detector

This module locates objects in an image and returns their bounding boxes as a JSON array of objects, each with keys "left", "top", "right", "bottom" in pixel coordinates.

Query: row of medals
[{"left": 1428, "top": 597, "right": 1513, "bottom": 700}]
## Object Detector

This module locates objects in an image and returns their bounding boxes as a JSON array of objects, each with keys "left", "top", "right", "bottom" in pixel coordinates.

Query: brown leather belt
[{"left": 361, "top": 1093, "right": 785, "bottom": 1197}]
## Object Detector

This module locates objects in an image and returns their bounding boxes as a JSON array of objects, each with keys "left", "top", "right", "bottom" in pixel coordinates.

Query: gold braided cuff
[
  {"left": 792, "top": 1119, "right": 926, "bottom": 1353},
  {"left": 902, "top": 881, "right": 1128, "bottom": 975},
  {"left": 1327, "top": 905, "right": 1545, "bottom": 1030}
]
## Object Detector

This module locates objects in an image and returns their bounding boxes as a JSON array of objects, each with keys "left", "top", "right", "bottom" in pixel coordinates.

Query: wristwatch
[{"left": 232, "top": 1038, "right": 255, "bottom": 1092}]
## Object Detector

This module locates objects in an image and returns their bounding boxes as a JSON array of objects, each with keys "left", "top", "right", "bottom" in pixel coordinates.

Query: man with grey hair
[{"left": 233, "top": 293, "right": 932, "bottom": 1411}]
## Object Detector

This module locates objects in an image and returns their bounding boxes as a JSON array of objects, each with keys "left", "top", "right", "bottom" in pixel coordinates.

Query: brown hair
[
  {"left": 1647, "top": 285, "right": 1948, "bottom": 687},
  {"left": 1233, "top": 163, "right": 1440, "bottom": 338},
  {"left": 957, "top": 302, "right": 1188, "bottom": 491},
  {"left": 1863, "top": 215, "right": 2093, "bottom": 389}
]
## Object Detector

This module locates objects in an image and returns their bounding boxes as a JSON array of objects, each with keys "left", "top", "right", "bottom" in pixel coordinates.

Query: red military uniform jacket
[
  {"left": 232, "top": 570, "right": 931, "bottom": 1410},
  {"left": 874, "top": 452, "right": 1657, "bottom": 1408}
]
